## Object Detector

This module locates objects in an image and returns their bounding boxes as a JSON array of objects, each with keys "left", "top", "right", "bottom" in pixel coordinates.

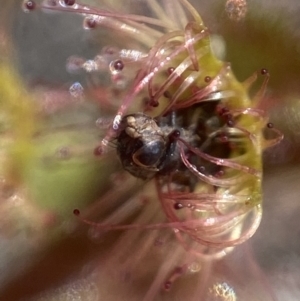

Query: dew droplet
[
  {"left": 63, "top": 0, "right": 75, "bottom": 6},
  {"left": 109, "top": 60, "right": 124, "bottom": 75},
  {"left": 209, "top": 282, "right": 236, "bottom": 301},
  {"left": 167, "top": 67, "right": 175, "bottom": 75},
  {"left": 215, "top": 170, "right": 225, "bottom": 178},
  {"left": 163, "top": 91, "right": 172, "bottom": 99},
  {"left": 22, "top": 0, "right": 36, "bottom": 12},
  {"left": 83, "top": 60, "right": 98, "bottom": 73},
  {"left": 73, "top": 209, "right": 80, "bottom": 216},
  {"left": 95, "top": 117, "right": 111, "bottom": 128},
  {"left": 94, "top": 146, "right": 103, "bottom": 156},
  {"left": 226, "top": 114, "right": 235, "bottom": 127},
  {"left": 113, "top": 60, "right": 124, "bottom": 71},
  {"left": 83, "top": 17, "right": 97, "bottom": 29},
  {"left": 163, "top": 281, "right": 172, "bottom": 291},
  {"left": 173, "top": 202, "right": 183, "bottom": 210},
  {"left": 219, "top": 133, "right": 229, "bottom": 143},
  {"left": 188, "top": 261, "right": 202, "bottom": 273},
  {"left": 226, "top": 119, "right": 235, "bottom": 127},
  {"left": 218, "top": 106, "right": 230, "bottom": 116},
  {"left": 66, "top": 56, "right": 85, "bottom": 73},
  {"left": 148, "top": 97, "right": 159, "bottom": 107},
  {"left": 225, "top": 0, "right": 247, "bottom": 22},
  {"left": 169, "top": 130, "right": 180, "bottom": 142},
  {"left": 69, "top": 82, "right": 84, "bottom": 98},
  {"left": 199, "top": 165, "right": 205, "bottom": 173},
  {"left": 261, "top": 68, "right": 269, "bottom": 75},
  {"left": 204, "top": 76, "right": 211, "bottom": 83}
]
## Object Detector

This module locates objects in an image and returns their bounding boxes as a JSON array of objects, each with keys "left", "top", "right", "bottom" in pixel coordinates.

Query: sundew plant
[{"left": 0, "top": 0, "right": 291, "bottom": 300}]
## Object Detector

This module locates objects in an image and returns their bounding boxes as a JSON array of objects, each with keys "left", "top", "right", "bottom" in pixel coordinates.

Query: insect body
[
  {"left": 24, "top": 0, "right": 282, "bottom": 253},
  {"left": 117, "top": 100, "right": 230, "bottom": 184},
  {"left": 117, "top": 113, "right": 168, "bottom": 180},
  {"left": 117, "top": 112, "right": 191, "bottom": 180}
]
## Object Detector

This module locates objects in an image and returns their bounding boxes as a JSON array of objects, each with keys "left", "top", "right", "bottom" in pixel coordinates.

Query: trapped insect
[{"left": 23, "top": 0, "right": 282, "bottom": 259}]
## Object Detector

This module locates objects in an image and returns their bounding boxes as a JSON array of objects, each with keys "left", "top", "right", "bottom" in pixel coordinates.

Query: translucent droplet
[
  {"left": 59, "top": 0, "right": 76, "bottom": 7},
  {"left": 69, "top": 82, "right": 84, "bottom": 98},
  {"left": 95, "top": 117, "right": 112, "bottom": 128},
  {"left": 82, "top": 60, "right": 98, "bottom": 73},
  {"left": 188, "top": 261, "right": 202, "bottom": 273},
  {"left": 109, "top": 60, "right": 124, "bottom": 75},
  {"left": 120, "top": 49, "right": 145, "bottom": 61},
  {"left": 209, "top": 282, "right": 236, "bottom": 301},
  {"left": 62, "top": 0, "right": 76, "bottom": 6},
  {"left": 66, "top": 56, "right": 85, "bottom": 73},
  {"left": 83, "top": 16, "right": 97, "bottom": 30},
  {"left": 22, "top": 0, "right": 36, "bottom": 12},
  {"left": 225, "top": 0, "right": 247, "bottom": 22}
]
